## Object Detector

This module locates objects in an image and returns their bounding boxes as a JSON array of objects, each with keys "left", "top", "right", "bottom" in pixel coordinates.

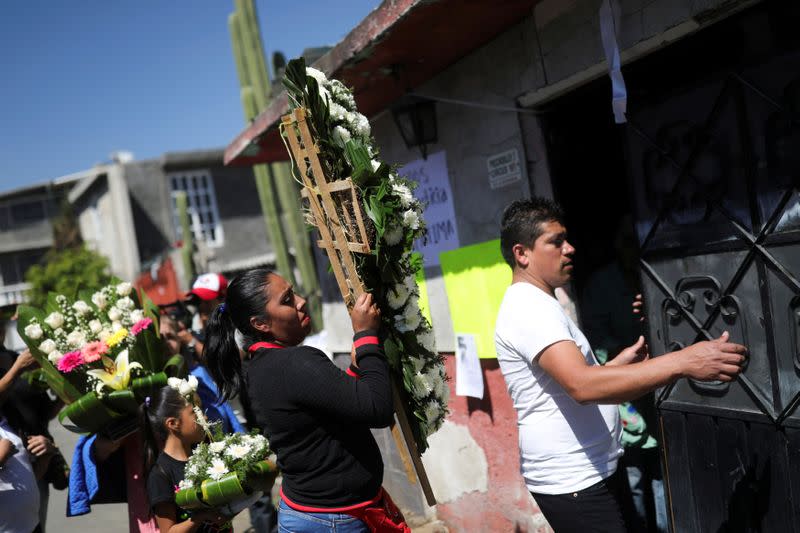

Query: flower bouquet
[
  {"left": 175, "top": 430, "right": 275, "bottom": 516},
  {"left": 16, "top": 281, "right": 183, "bottom": 436},
  {"left": 281, "top": 58, "right": 449, "bottom": 452}
]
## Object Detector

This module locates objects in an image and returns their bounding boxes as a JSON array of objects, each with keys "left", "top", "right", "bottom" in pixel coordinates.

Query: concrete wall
[{"left": 74, "top": 168, "right": 141, "bottom": 282}]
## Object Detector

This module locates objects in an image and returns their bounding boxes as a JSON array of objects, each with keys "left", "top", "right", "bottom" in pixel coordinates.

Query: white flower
[
  {"left": 116, "top": 282, "right": 133, "bottom": 296},
  {"left": 178, "top": 479, "right": 194, "bottom": 490},
  {"left": 24, "top": 323, "right": 43, "bottom": 340},
  {"left": 209, "top": 441, "right": 226, "bottom": 454},
  {"left": 306, "top": 66, "right": 328, "bottom": 85},
  {"left": 168, "top": 375, "right": 199, "bottom": 398},
  {"left": 111, "top": 321, "right": 123, "bottom": 332},
  {"left": 409, "top": 356, "right": 426, "bottom": 374},
  {"left": 66, "top": 330, "right": 86, "bottom": 348},
  {"left": 418, "top": 328, "right": 436, "bottom": 353},
  {"left": 89, "top": 320, "right": 103, "bottom": 334},
  {"left": 347, "top": 112, "right": 371, "bottom": 138},
  {"left": 383, "top": 225, "right": 403, "bottom": 246},
  {"left": 425, "top": 400, "right": 442, "bottom": 426},
  {"left": 403, "top": 275, "right": 418, "bottom": 293},
  {"left": 370, "top": 159, "right": 381, "bottom": 172},
  {"left": 99, "top": 329, "right": 112, "bottom": 342},
  {"left": 39, "top": 339, "right": 57, "bottom": 355},
  {"left": 45, "top": 312, "right": 64, "bottom": 330},
  {"left": 48, "top": 350, "right": 63, "bottom": 364},
  {"left": 332, "top": 125, "right": 351, "bottom": 146},
  {"left": 116, "top": 297, "right": 134, "bottom": 311},
  {"left": 329, "top": 102, "right": 347, "bottom": 121},
  {"left": 193, "top": 406, "right": 212, "bottom": 433},
  {"left": 404, "top": 294, "right": 420, "bottom": 318},
  {"left": 207, "top": 458, "right": 229, "bottom": 481},
  {"left": 412, "top": 372, "right": 433, "bottom": 398},
  {"left": 396, "top": 310, "right": 422, "bottom": 333},
  {"left": 392, "top": 183, "right": 414, "bottom": 208},
  {"left": 402, "top": 210, "right": 421, "bottom": 230},
  {"left": 329, "top": 79, "right": 356, "bottom": 109},
  {"left": 427, "top": 367, "right": 445, "bottom": 397},
  {"left": 386, "top": 284, "right": 410, "bottom": 310},
  {"left": 108, "top": 307, "right": 122, "bottom": 322},
  {"left": 72, "top": 300, "right": 91, "bottom": 316},
  {"left": 92, "top": 292, "right": 108, "bottom": 310},
  {"left": 130, "top": 309, "right": 144, "bottom": 323},
  {"left": 225, "top": 443, "right": 252, "bottom": 460}
]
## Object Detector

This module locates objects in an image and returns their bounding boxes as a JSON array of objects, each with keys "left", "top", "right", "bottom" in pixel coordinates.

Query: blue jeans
[
  {"left": 278, "top": 499, "right": 369, "bottom": 533},
  {"left": 623, "top": 448, "right": 668, "bottom": 533}
]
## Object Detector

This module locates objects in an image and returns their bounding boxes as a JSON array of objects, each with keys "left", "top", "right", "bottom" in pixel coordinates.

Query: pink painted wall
[{"left": 436, "top": 356, "right": 551, "bottom": 533}]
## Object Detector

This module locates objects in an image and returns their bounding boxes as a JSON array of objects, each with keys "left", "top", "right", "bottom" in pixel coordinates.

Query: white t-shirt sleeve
[{"left": 504, "top": 292, "right": 574, "bottom": 364}]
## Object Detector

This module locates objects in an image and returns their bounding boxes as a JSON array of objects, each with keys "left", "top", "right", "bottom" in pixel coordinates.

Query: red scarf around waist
[{"left": 281, "top": 487, "right": 410, "bottom": 533}]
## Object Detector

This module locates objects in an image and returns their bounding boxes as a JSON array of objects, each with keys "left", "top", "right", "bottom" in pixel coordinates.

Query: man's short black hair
[{"left": 500, "top": 197, "right": 565, "bottom": 267}]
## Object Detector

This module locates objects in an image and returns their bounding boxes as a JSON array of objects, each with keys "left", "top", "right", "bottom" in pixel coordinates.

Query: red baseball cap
[{"left": 188, "top": 273, "right": 228, "bottom": 301}]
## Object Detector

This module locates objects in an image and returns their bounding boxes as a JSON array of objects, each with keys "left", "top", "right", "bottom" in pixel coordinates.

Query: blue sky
[{"left": 0, "top": 1, "right": 380, "bottom": 193}]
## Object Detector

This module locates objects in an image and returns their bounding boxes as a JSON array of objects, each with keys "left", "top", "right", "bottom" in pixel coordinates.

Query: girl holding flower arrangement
[
  {"left": 141, "top": 385, "right": 232, "bottom": 533},
  {"left": 204, "top": 268, "right": 410, "bottom": 533}
]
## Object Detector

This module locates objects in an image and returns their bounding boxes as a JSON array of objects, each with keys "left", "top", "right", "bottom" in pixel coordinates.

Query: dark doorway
[{"left": 542, "top": 1, "right": 800, "bottom": 532}]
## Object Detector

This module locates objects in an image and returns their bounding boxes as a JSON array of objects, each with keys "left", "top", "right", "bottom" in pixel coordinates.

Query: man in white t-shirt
[{"left": 495, "top": 198, "right": 747, "bottom": 532}]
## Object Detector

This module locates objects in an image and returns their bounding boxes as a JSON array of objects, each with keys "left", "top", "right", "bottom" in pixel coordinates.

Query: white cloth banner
[
  {"left": 599, "top": 0, "right": 627, "bottom": 124},
  {"left": 399, "top": 150, "right": 460, "bottom": 267}
]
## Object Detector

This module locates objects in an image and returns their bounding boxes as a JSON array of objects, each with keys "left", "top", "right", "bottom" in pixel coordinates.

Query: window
[
  {"left": 168, "top": 170, "right": 224, "bottom": 247},
  {"left": 0, "top": 249, "right": 46, "bottom": 285},
  {"left": 8, "top": 199, "right": 46, "bottom": 225}
]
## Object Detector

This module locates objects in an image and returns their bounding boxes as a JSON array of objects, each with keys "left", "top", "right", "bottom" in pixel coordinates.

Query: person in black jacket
[{"left": 204, "top": 269, "right": 405, "bottom": 533}]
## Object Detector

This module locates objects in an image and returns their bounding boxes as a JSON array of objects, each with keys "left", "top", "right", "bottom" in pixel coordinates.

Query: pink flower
[
  {"left": 57, "top": 351, "right": 85, "bottom": 373},
  {"left": 131, "top": 318, "right": 153, "bottom": 336},
  {"left": 82, "top": 341, "right": 109, "bottom": 363}
]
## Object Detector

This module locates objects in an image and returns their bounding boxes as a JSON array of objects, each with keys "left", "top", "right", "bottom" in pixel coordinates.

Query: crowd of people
[{"left": 0, "top": 197, "right": 748, "bottom": 533}]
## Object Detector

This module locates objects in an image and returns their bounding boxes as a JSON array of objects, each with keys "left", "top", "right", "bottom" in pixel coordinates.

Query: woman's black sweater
[{"left": 244, "top": 329, "right": 394, "bottom": 507}]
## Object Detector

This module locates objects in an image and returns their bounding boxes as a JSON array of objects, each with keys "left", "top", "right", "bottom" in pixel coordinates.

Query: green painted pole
[
  {"left": 230, "top": 0, "right": 321, "bottom": 327},
  {"left": 230, "top": 10, "right": 293, "bottom": 281},
  {"left": 175, "top": 191, "right": 196, "bottom": 287}
]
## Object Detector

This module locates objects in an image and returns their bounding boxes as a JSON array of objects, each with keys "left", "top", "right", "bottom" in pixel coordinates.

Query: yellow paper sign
[
  {"left": 414, "top": 267, "right": 432, "bottom": 326},
  {"left": 440, "top": 239, "right": 511, "bottom": 359}
]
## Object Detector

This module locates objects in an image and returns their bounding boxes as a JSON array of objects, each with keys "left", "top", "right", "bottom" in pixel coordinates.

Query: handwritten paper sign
[
  {"left": 455, "top": 333, "right": 484, "bottom": 399},
  {"left": 399, "top": 151, "right": 460, "bottom": 267}
]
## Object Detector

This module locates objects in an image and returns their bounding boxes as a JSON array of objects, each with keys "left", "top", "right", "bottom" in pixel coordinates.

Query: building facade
[
  {"left": 69, "top": 149, "right": 274, "bottom": 302},
  {"left": 225, "top": 0, "right": 799, "bottom": 531}
]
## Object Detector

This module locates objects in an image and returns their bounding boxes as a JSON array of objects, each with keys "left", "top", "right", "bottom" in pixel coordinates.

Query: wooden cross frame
[{"left": 281, "top": 107, "right": 436, "bottom": 506}]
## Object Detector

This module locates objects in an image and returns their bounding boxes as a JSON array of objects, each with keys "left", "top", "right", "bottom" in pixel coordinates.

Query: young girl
[
  {"left": 204, "top": 269, "right": 409, "bottom": 533},
  {"left": 141, "top": 385, "right": 230, "bottom": 533}
]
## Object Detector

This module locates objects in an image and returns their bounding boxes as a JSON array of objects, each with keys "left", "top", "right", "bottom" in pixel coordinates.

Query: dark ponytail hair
[
  {"left": 204, "top": 268, "right": 274, "bottom": 400},
  {"left": 140, "top": 385, "right": 189, "bottom": 475}
]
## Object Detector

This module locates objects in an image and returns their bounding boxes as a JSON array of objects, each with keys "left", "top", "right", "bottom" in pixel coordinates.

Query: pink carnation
[
  {"left": 57, "top": 351, "right": 85, "bottom": 373},
  {"left": 82, "top": 341, "right": 109, "bottom": 363},
  {"left": 131, "top": 318, "right": 153, "bottom": 336}
]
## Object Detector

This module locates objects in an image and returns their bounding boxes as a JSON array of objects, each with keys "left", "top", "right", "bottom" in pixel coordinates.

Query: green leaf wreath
[{"left": 282, "top": 58, "right": 449, "bottom": 452}]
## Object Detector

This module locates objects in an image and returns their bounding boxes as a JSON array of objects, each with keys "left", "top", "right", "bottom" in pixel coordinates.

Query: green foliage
[{"left": 25, "top": 246, "right": 112, "bottom": 309}]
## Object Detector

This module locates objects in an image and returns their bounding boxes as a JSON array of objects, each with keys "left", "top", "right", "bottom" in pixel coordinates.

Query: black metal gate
[{"left": 626, "top": 49, "right": 800, "bottom": 531}]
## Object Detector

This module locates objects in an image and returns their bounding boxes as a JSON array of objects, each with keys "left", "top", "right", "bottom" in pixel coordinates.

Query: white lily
[{"left": 86, "top": 349, "right": 142, "bottom": 391}]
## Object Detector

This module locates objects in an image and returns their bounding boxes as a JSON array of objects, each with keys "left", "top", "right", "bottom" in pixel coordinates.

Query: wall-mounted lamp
[{"left": 391, "top": 94, "right": 437, "bottom": 160}]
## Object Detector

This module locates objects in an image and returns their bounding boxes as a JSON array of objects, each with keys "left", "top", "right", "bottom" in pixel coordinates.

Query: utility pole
[
  {"left": 175, "top": 191, "right": 196, "bottom": 287},
  {"left": 229, "top": 0, "right": 321, "bottom": 326}
]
